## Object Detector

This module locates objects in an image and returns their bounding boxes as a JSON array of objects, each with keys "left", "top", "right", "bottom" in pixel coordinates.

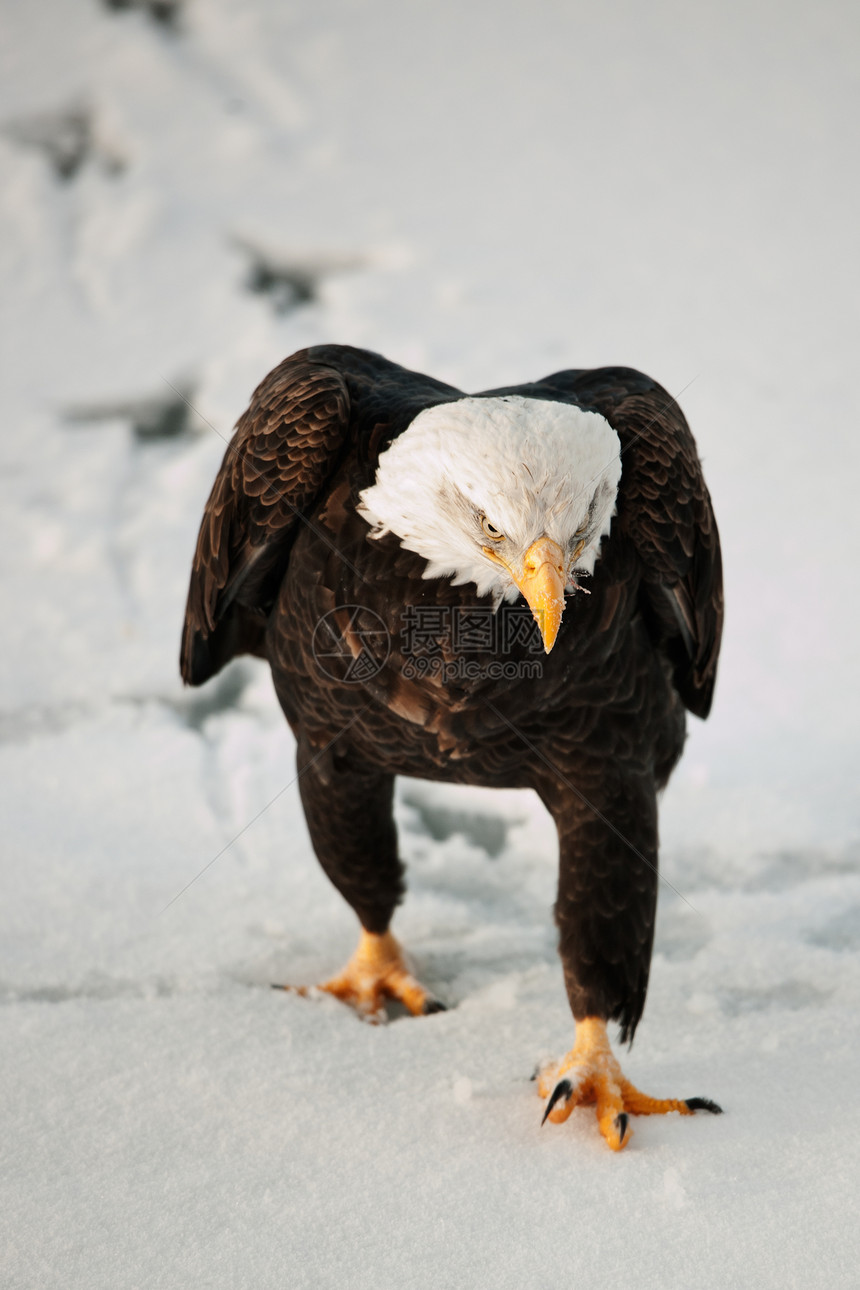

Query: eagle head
[{"left": 357, "top": 396, "right": 622, "bottom": 652}]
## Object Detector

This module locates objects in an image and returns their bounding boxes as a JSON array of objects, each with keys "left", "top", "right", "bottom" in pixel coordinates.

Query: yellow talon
[
  {"left": 274, "top": 929, "right": 444, "bottom": 1021},
  {"left": 538, "top": 1017, "right": 721, "bottom": 1150}
]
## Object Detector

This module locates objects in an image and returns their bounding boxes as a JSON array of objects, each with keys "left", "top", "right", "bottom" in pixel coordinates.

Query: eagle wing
[
  {"left": 180, "top": 351, "right": 350, "bottom": 685},
  {"left": 530, "top": 366, "right": 724, "bottom": 718}
]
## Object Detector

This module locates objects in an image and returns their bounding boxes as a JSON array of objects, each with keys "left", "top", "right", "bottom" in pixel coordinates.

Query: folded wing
[
  {"left": 529, "top": 366, "right": 723, "bottom": 718},
  {"left": 180, "top": 352, "right": 350, "bottom": 685}
]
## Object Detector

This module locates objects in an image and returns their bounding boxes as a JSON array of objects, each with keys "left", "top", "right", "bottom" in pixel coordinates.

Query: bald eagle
[{"left": 181, "top": 345, "right": 723, "bottom": 1150}]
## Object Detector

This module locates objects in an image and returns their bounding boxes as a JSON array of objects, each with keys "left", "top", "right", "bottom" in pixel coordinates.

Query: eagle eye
[{"left": 480, "top": 514, "right": 505, "bottom": 542}]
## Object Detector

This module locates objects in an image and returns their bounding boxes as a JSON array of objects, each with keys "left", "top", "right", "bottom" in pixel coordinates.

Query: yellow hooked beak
[
  {"left": 514, "top": 536, "right": 566, "bottom": 652},
  {"left": 479, "top": 535, "right": 566, "bottom": 653}
]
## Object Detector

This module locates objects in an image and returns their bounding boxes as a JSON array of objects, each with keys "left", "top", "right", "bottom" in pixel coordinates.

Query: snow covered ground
[{"left": 2, "top": 2, "right": 859, "bottom": 1286}]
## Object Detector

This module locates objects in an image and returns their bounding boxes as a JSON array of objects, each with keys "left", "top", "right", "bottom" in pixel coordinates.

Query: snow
[{"left": 2, "top": 1, "right": 859, "bottom": 1286}]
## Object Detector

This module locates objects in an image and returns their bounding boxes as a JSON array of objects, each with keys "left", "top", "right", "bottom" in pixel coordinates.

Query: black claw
[
  {"left": 422, "top": 997, "right": 447, "bottom": 1015},
  {"left": 685, "top": 1097, "right": 723, "bottom": 1115},
  {"left": 615, "top": 1112, "right": 629, "bottom": 1144},
  {"left": 541, "top": 1078, "right": 573, "bottom": 1125}
]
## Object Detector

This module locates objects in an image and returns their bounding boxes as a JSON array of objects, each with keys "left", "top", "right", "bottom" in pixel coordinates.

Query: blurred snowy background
[{"left": 2, "top": 2, "right": 858, "bottom": 1287}]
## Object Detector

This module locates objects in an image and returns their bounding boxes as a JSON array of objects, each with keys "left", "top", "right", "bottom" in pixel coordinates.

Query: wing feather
[
  {"left": 180, "top": 352, "right": 350, "bottom": 685},
  {"left": 533, "top": 367, "right": 724, "bottom": 718}
]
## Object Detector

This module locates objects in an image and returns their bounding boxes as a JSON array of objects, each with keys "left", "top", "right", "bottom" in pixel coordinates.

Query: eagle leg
[
  {"left": 537, "top": 1017, "right": 721, "bottom": 1150},
  {"left": 274, "top": 929, "right": 445, "bottom": 1023}
]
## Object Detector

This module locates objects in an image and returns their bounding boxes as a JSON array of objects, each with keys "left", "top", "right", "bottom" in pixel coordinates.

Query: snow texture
[{"left": 1, "top": 2, "right": 859, "bottom": 1287}]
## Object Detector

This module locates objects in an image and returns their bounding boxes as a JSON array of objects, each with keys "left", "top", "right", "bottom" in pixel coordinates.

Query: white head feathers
[{"left": 357, "top": 396, "right": 622, "bottom": 604}]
